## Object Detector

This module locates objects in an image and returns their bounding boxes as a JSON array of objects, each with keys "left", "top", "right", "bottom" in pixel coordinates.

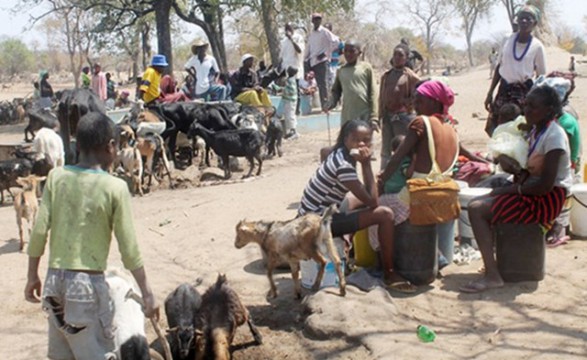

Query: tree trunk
[
  {"left": 153, "top": 0, "right": 173, "bottom": 74},
  {"left": 260, "top": 0, "right": 281, "bottom": 66},
  {"left": 201, "top": 5, "right": 227, "bottom": 73}
]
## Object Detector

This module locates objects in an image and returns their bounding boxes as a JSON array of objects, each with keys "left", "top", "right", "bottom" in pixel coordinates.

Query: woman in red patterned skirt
[{"left": 460, "top": 85, "right": 573, "bottom": 293}]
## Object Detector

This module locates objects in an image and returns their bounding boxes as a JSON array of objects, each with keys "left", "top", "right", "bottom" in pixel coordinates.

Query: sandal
[
  {"left": 546, "top": 235, "right": 569, "bottom": 248},
  {"left": 386, "top": 280, "right": 417, "bottom": 294}
]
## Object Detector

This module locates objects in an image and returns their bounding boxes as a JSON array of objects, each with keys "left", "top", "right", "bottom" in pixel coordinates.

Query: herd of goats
[{"left": 2, "top": 89, "right": 354, "bottom": 359}]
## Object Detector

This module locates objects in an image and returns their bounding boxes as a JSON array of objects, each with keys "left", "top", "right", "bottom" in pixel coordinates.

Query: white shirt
[
  {"left": 528, "top": 122, "right": 573, "bottom": 192},
  {"left": 184, "top": 55, "right": 220, "bottom": 95},
  {"left": 33, "top": 128, "right": 64, "bottom": 167},
  {"left": 305, "top": 26, "right": 340, "bottom": 67},
  {"left": 498, "top": 33, "right": 546, "bottom": 84},
  {"left": 280, "top": 32, "right": 305, "bottom": 79}
]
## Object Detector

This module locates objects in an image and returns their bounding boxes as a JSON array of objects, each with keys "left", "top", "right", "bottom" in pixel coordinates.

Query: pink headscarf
[{"left": 416, "top": 80, "right": 455, "bottom": 115}]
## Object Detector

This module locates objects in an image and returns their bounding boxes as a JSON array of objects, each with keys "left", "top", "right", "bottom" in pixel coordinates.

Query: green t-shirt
[
  {"left": 28, "top": 166, "right": 143, "bottom": 271},
  {"left": 557, "top": 112, "right": 581, "bottom": 167},
  {"left": 331, "top": 61, "right": 378, "bottom": 125},
  {"left": 384, "top": 156, "right": 411, "bottom": 194}
]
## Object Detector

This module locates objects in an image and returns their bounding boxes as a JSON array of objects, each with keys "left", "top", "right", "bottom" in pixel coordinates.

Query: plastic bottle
[{"left": 417, "top": 325, "right": 436, "bottom": 343}]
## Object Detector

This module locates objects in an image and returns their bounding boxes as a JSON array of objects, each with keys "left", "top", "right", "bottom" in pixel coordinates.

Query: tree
[
  {"left": 451, "top": 0, "right": 496, "bottom": 67},
  {"left": 404, "top": 0, "right": 453, "bottom": 74},
  {"left": 0, "top": 39, "right": 34, "bottom": 77}
]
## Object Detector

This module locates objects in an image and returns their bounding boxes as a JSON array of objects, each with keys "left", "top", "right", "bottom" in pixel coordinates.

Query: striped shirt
[{"left": 298, "top": 147, "right": 358, "bottom": 216}]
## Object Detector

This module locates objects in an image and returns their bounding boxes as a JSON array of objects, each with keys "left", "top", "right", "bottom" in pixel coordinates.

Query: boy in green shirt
[{"left": 24, "top": 112, "right": 159, "bottom": 359}]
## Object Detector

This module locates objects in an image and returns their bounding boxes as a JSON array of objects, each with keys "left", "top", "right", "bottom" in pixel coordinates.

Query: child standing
[
  {"left": 282, "top": 66, "right": 299, "bottom": 139},
  {"left": 25, "top": 112, "right": 159, "bottom": 359}
]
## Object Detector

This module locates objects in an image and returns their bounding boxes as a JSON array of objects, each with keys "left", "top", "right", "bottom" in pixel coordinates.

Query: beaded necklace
[{"left": 513, "top": 33, "right": 533, "bottom": 61}]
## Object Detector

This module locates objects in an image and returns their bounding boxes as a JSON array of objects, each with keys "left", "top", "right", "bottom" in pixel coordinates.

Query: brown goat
[
  {"left": 194, "top": 274, "right": 262, "bottom": 360},
  {"left": 235, "top": 205, "right": 345, "bottom": 299},
  {"left": 14, "top": 175, "right": 45, "bottom": 251}
]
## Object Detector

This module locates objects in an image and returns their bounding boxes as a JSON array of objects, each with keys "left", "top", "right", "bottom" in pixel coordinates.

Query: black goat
[
  {"left": 188, "top": 124, "right": 264, "bottom": 179},
  {"left": 24, "top": 106, "right": 59, "bottom": 142},
  {"left": 162, "top": 283, "right": 202, "bottom": 360},
  {"left": 194, "top": 274, "right": 262, "bottom": 360},
  {"left": 265, "top": 119, "right": 283, "bottom": 158},
  {"left": 0, "top": 158, "right": 32, "bottom": 204}
]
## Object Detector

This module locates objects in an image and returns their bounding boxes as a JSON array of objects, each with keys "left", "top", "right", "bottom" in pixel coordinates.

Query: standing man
[
  {"left": 184, "top": 39, "right": 227, "bottom": 101},
  {"left": 324, "top": 23, "right": 344, "bottom": 91},
  {"left": 91, "top": 63, "right": 107, "bottom": 102},
  {"left": 139, "top": 54, "right": 168, "bottom": 105},
  {"left": 305, "top": 13, "right": 340, "bottom": 111},
  {"left": 80, "top": 66, "right": 91, "bottom": 89},
  {"left": 328, "top": 40, "right": 378, "bottom": 128},
  {"left": 488, "top": 47, "right": 499, "bottom": 79},
  {"left": 280, "top": 23, "right": 305, "bottom": 114}
]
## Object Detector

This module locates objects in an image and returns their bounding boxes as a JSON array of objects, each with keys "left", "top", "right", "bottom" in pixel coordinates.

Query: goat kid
[
  {"left": 163, "top": 283, "right": 201, "bottom": 360},
  {"left": 115, "top": 125, "right": 144, "bottom": 196},
  {"left": 235, "top": 204, "right": 345, "bottom": 299},
  {"left": 188, "top": 123, "right": 263, "bottom": 179},
  {"left": 194, "top": 274, "right": 263, "bottom": 360},
  {"left": 14, "top": 175, "right": 45, "bottom": 251}
]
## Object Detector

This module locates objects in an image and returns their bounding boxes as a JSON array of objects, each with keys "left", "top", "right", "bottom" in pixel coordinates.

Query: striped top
[
  {"left": 298, "top": 147, "right": 358, "bottom": 216},
  {"left": 282, "top": 77, "right": 297, "bottom": 102}
]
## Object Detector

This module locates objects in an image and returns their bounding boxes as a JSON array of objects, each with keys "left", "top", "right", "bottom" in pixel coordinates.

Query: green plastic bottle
[{"left": 417, "top": 325, "right": 436, "bottom": 343}]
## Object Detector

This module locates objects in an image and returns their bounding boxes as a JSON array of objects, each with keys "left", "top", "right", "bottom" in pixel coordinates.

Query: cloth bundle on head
[
  {"left": 517, "top": 4, "right": 541, "bottom": 22},
  {"left": 534, "top": 75, "right": 571, "bottom": 103},
  {"left": 416, "top": 80, "right": 455, "bottom": 115},
  {"left": 39, "top": 70, "right": 48, "bottom": 79}
]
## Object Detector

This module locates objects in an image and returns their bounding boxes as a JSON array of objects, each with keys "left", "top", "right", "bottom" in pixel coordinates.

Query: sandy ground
[{"left": 0, "top": 47, "right": 587, "bottom": 359}]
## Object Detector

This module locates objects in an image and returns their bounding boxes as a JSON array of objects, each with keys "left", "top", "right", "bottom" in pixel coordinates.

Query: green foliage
[{"left": 0, "top": 38, "right": 34, "bottom": 76}]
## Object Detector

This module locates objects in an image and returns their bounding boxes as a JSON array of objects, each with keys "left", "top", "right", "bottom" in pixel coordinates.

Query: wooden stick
[{"left": 125, "top": 289, "right": 173, "bottom": 360}]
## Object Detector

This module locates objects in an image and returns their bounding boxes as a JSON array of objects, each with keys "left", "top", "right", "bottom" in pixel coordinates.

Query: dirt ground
[{"left": 1, "top": 47, "right": 587, "bottom": 359}]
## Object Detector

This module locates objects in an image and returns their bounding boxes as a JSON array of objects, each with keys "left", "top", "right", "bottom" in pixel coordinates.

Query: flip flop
[
  {"left": 386, "top": 280, "right": 417, "bottom": 294},
  {"left": 546, "top": 235, "right": 570, "bottom": 248},
  {"left": 459, "top": 280, "right": 503, "bottom": 294}
]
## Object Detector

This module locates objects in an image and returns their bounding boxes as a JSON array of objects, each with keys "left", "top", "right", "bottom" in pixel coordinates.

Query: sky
[{"left": 0, "top": 0, "right": 585, "bottom": 50}]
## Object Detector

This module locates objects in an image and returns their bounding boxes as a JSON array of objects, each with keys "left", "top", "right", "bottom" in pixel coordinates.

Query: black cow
[{"left": 57, "top": 89, "right": 107, "bottom": 163}]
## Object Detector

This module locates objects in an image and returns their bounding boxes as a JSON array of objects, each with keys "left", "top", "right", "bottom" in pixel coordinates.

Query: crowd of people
[{"left": 21, "top": 3, "right": 585, "bottom": 358}]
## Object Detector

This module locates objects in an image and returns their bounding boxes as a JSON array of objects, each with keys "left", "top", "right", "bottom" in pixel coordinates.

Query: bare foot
[{"left": 459, "top": 276, "right": 504, "bottom": 293}]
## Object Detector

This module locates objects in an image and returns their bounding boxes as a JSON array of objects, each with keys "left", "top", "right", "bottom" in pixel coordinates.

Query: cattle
[
  {"left": 235, "top": 204, "right": 346, "bottom": 299},
  {"left": 57, "top": 89, "right": 107, "bottom": 163},
  {"left": 25, "top": 106, "right": 59, "bottom": 142},
  {"left": 13, "top": 175, "right": 45, "bottom": 251},
  {"left": 188, "top": 123, "right": 264, "bottom": 179}
]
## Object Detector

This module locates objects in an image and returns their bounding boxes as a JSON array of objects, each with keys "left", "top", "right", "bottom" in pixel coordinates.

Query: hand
[
  {"left": 141, "top": 291, "right": 160, "bottom": 321},
  {"left": 254, "top": 85, "right": 263, "bottom": 93},
  {"left": 484, "top": 93, "right": 493, "bottom": 112},
  {"left": 286, "top": 30, "right": 293, "bottom": 39},
  {"left": 497, "top": 154, "right": 522, "bottom": 175},
  {"left": 25, "top": 276, "right": 42, "bottom": 303},
  {"left": 352, "top": 146, "right": 372, "bottom": 164}
]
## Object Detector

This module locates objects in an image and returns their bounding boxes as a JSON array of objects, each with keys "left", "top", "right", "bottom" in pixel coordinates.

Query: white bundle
[{"left": 488, "top": 115, "right": 529, "bottom": 168}]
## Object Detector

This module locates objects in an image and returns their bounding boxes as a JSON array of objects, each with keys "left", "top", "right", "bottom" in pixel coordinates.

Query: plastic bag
[{"left": 488, "top": 115, "right": 529, "bottom": 168}]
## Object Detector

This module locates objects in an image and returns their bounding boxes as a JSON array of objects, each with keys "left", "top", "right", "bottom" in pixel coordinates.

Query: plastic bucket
[
  {"left": 300, "top": 238, "right": 345, "bottom": 289},
  {"left": 458, "top": 188, "right": 492, "bottom": 240},
  {"left": 353, "top": 229, "right": 378, "bottom": 268},
  {"left": 495, "top": 223, "right": 545, "bottom": 282},
  {"left": 570, "top": 183, "right": 587, "bottom": 237},
  {"left": 393, "top": 222, "right": 438, "bottom": 286}
]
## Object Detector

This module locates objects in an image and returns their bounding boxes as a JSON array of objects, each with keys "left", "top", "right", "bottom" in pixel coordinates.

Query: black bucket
[
  {"left": 495, "top": 223, "right": 545, "bottom": 282},
  {"left": 393, "top": 222, "right": 438, "bottom": 285}
]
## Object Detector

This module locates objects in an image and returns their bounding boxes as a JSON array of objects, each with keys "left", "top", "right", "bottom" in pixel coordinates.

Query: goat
[
  {"left": 162, "top": 284, "right": 202, "bottom": 360},
  {"left": 115, "top": 125, "right": 144, "bottom": 196},
  {"left": 25, "top": 106, "right": 59, "bottom": 142},
  {"left": 0, "top": 158, "right": 32, "bottom": 204},
  {"left": 136, "top": 133, "right": 173, "bottom": 190},
  {"left": 105, "top": 270, "right": 168, "bottom": 360},
  {"left": 188, "top": 123, "right": 264, "bottom": 179},
  {"left": 235, "top": 204, "right": 345, "bottom": 299},
  {"left": 265, "top": 119, "right": 283, "bottom": 158},
  {"left": 13, "top": 175, "right": 44, "bottom": 251},
  {"left": 194, "top": 274, "right": 263, "bottom": 360}
]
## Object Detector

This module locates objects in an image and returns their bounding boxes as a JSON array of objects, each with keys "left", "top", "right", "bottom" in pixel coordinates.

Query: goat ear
[{"left": 37, "top": 176, "right": 47, "bottom": 182}]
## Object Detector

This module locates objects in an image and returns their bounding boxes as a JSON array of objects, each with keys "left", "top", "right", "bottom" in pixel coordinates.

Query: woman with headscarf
[
  {"left": 377, "top": 80, "right": 460, "bottom": 271},
  {"left": 38, "top": 70, "right": 53, "bottom": 109},
  {"left": 484, "top": 4, "right": 546, "bottom": 136}
]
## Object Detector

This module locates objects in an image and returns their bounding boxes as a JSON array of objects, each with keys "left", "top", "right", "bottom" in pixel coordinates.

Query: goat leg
[
  {"left": 125, "top": 289, "right": 173, "bottom": 360},
  {"left": 289, "top": 261, "right": 302, "bottom": 300},
  {"left": 255, "top": 153, "right": 263, "bottom": 176},
  {"left": 311, "top": 253, "right": 328, "bottom": 292},
  {"left": 325, "top": 238, "right": 346, "bottom": 297},
  {"left": 222, "top": 155, "right": 231, "bottom": 179},
  {"left": 243, "top": 156, "right": 254, "bottom": 179},
  {"left": 266, "top": 261, "right": 278, "bottom": 298},
  {"left": 245, "top": 311, "right": 263, "bottom": 345}
]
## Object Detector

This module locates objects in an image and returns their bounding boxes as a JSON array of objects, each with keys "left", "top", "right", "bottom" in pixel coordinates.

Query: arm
[
  {"left": 380, "top": 125, "right": 419, "bottom": 181},
  {"left": 328, "top": 69, "right": 342, "bottom": 110},
  {"left": 289, "top": 34, "right": 303, "bottom": 54},
  {"left": 493, "top": 150, "right": 564, "bottom": 196},
  {"left": 459, "top": 143, "right": 490, "bottom": 164},
  {"left": 534, "top": 45, "right": 546, "bottom": 76},
  {"left": 25, "top": 257, "right": 42, "bottom": 303},
  {"left": 341, "top": 147, "right": 378, "bottom": 208},
  {"left": 485, "top": 64, "right": 501, "bottom": 111},
  {"left": 130, "top": 266, "right": 159, "bottom": 320},
  {"left": 367, "top": 66, "right": 378, "bottom": 124},
  {"left": 378, "top": 73, "right": 386, "bottom": 121}
]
